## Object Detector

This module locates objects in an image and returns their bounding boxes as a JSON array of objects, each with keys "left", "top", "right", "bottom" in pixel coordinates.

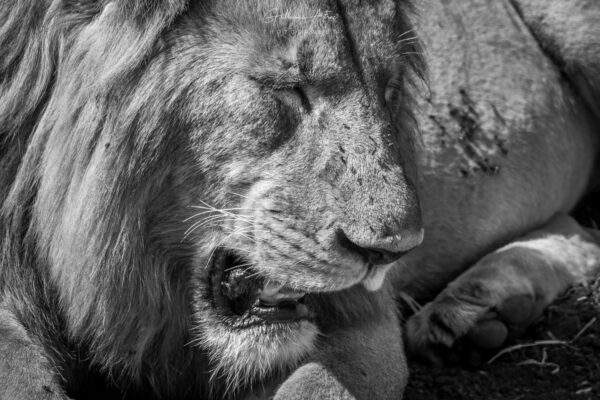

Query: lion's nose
[{"left": 337, "top": 228, "right": 424, "bottom": 265}]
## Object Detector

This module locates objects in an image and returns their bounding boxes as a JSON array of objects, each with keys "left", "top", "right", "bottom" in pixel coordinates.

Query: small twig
[
  {"left": 514, "top": 348, "right": 561, "bottom": 374},
  {"left": 487, "top": 340, "right": 571, "bottom": 365},
  {"left": 571, "top": 317, "right": 597, "bottom": 342},
  {"left": 575, "top": 387, "right": 593, "bottom": 395},
  {"left": 488, "top": 316, "right": 597, "bottom": 367},
  {"left": 516, "top": 359, "right": 561, "bottom": 374}
]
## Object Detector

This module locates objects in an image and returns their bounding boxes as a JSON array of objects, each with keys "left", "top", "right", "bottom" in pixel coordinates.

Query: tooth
[
  {"left": 261, "top": 280, "right": 285, "bottom": 297},
  {"left": 274, "top": 289, "right": 306, "bottom": 300},
  {"left": 259, "top": 281, "right": 306, "bottom": 303}
]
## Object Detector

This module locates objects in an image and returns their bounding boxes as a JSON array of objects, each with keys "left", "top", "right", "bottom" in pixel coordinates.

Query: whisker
[
  {"left": 184, "top": 216, "right": 232, "bottom": 239},
  {"left": 188, "top": 207, "right": 254, "bottom": 222},
  {"left": 224, "top": 262, "right": 255, "bottom": 272},
  {"left": 397, "top": 28, "right": 416, "bottom": 39},
  {"left": 185, "top": 216, "right": 223, "bottom": 235},
  {"left": 396, "top": 36, "right": 418, "bottom": 43},
  {"left": 227, "top": 191, "right": 253, "bottom": 201},
  {"left": 195, "top": 210, "right": 254, "bottom": 223},
  {"left": 188, "top": 206, "right": 257, "bottom": 212},
  {"left": 243, "top": 270, "right": 264, "bottom": 280},
  {"left": 188, "top": 213, "right": 246, "bottom": 229},
  {"left": 201, "top": 246, "right": 220, "bottom": 274},
  {"left": 183, "top": 210, "right": 224, "bottom": 223}
]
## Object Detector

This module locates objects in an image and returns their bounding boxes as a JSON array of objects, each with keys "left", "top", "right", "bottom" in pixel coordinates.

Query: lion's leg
[
  {"left": 404, "top": 214, "right": 600, "bottom": 364},
  {"left": 254, "top": 287, "right": 408, "bottom": 400},
  {"left": 273, "top": 317, "right": 407, "bottom": 400},
  {"left": 0, "top": 307, "right": 70, "bottom": 400}
]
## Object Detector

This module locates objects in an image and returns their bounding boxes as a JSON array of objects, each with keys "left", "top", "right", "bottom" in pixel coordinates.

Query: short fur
[{"left": 393, "top": 0, "right": 600, "bottom": 365}]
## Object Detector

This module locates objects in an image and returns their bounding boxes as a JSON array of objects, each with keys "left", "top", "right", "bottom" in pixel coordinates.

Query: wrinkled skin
[{"left": 1, "top": 1, "right": 600, "bottom": 400}]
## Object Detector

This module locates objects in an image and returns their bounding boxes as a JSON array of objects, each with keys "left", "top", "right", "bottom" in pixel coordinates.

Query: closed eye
[
  {"left": 273, "top": 86, "right": 312, "bottom": 114},
  {"left": 385, "top": 79, "right": 403, "bottom": 105}
]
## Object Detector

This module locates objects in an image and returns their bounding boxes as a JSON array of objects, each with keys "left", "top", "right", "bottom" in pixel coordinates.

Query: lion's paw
[
  {"left": 405, "top": 289, "right": 546, "bottom": 366},
  {"left": 404, "top": 245, "right": 569, "bottom": 365},
  {"left": 405, "top": 216, "right": 600, "bottom": 366}
]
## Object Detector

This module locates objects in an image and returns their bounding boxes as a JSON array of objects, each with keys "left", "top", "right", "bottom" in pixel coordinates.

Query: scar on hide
[{"left": 429, "top": 88, "right": 509, "bottom": 177}]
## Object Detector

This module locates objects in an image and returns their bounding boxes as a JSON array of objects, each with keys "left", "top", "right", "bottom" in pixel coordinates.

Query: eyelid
[
  {"left": 384, "top": 79, "right": 403, "bottom": 104},
  {"left": 274, "top": 86, "right": 312, "bottom": 113},
  {"left": 292, "top": 86, "right": 311, "bottom": 113}
]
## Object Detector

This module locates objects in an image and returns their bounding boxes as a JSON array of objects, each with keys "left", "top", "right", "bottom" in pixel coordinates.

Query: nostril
[{"left": 336, "top": 229, "right": 406, "bottom": 265}]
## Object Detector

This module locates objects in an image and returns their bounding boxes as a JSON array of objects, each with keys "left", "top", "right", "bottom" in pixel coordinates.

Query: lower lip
[{"left": 250, "top": 301, "right": 312, "bottom": 323}]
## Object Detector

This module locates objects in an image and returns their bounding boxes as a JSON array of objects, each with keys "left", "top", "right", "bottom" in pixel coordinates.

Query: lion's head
[{"left": 0, "top": 0, "right": 423, "bottom": 397}]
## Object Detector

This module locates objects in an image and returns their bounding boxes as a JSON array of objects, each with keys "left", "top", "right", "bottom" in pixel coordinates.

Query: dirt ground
[{"left": 404, "top": 275, "right": 600, "bottom": 400}]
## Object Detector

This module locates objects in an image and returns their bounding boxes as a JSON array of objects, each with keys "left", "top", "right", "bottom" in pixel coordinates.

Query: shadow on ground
[{"left": 404, "top": 280, "right": 600, "bottom": 400}]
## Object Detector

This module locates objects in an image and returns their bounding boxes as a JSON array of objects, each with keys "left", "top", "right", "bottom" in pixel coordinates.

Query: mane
[
  {"left": 0, "top": 0, "right": 188, "bottom": 198},
  {"left": 0, "top": 0, "right": 424, "bottom": 398},
  {"left": 0, "top": 1, "right": 215, "bottom": 397}
]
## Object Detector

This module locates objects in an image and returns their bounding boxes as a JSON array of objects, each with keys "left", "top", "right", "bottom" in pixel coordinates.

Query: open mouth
[{"left": 209, "top": 248, "right": 312, "bottom": 325}]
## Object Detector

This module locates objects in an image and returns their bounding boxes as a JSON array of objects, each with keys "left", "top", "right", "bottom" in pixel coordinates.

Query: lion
[{"left": 0, "top": 1, "right": 599, "bottom": 400}]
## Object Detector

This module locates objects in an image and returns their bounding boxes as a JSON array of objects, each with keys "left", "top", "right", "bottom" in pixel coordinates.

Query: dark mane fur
[
  {"left": 0, "top": 0, "right": 188, "bottom": 200},
  {"left": 0, "top": 1, "right": 423, "bottom": 398},
  {"left": 0, "top": 1, "right": 209, "bottom": 397}
]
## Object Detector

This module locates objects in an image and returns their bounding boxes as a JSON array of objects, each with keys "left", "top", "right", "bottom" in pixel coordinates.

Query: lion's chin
[
  {"left": 194, "top": 247, "right": 320, "bottom": 391},
  {"left": 198, "top": 311, "right": 318, "bottom": 393}
]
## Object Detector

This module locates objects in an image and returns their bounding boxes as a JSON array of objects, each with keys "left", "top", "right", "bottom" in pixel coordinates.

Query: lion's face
[
  {"left": 8, "top": 0, "right": 422, "bottom": 392},
  {"left": 178, "top": 0, "right": 423, "bottom": 382}
]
